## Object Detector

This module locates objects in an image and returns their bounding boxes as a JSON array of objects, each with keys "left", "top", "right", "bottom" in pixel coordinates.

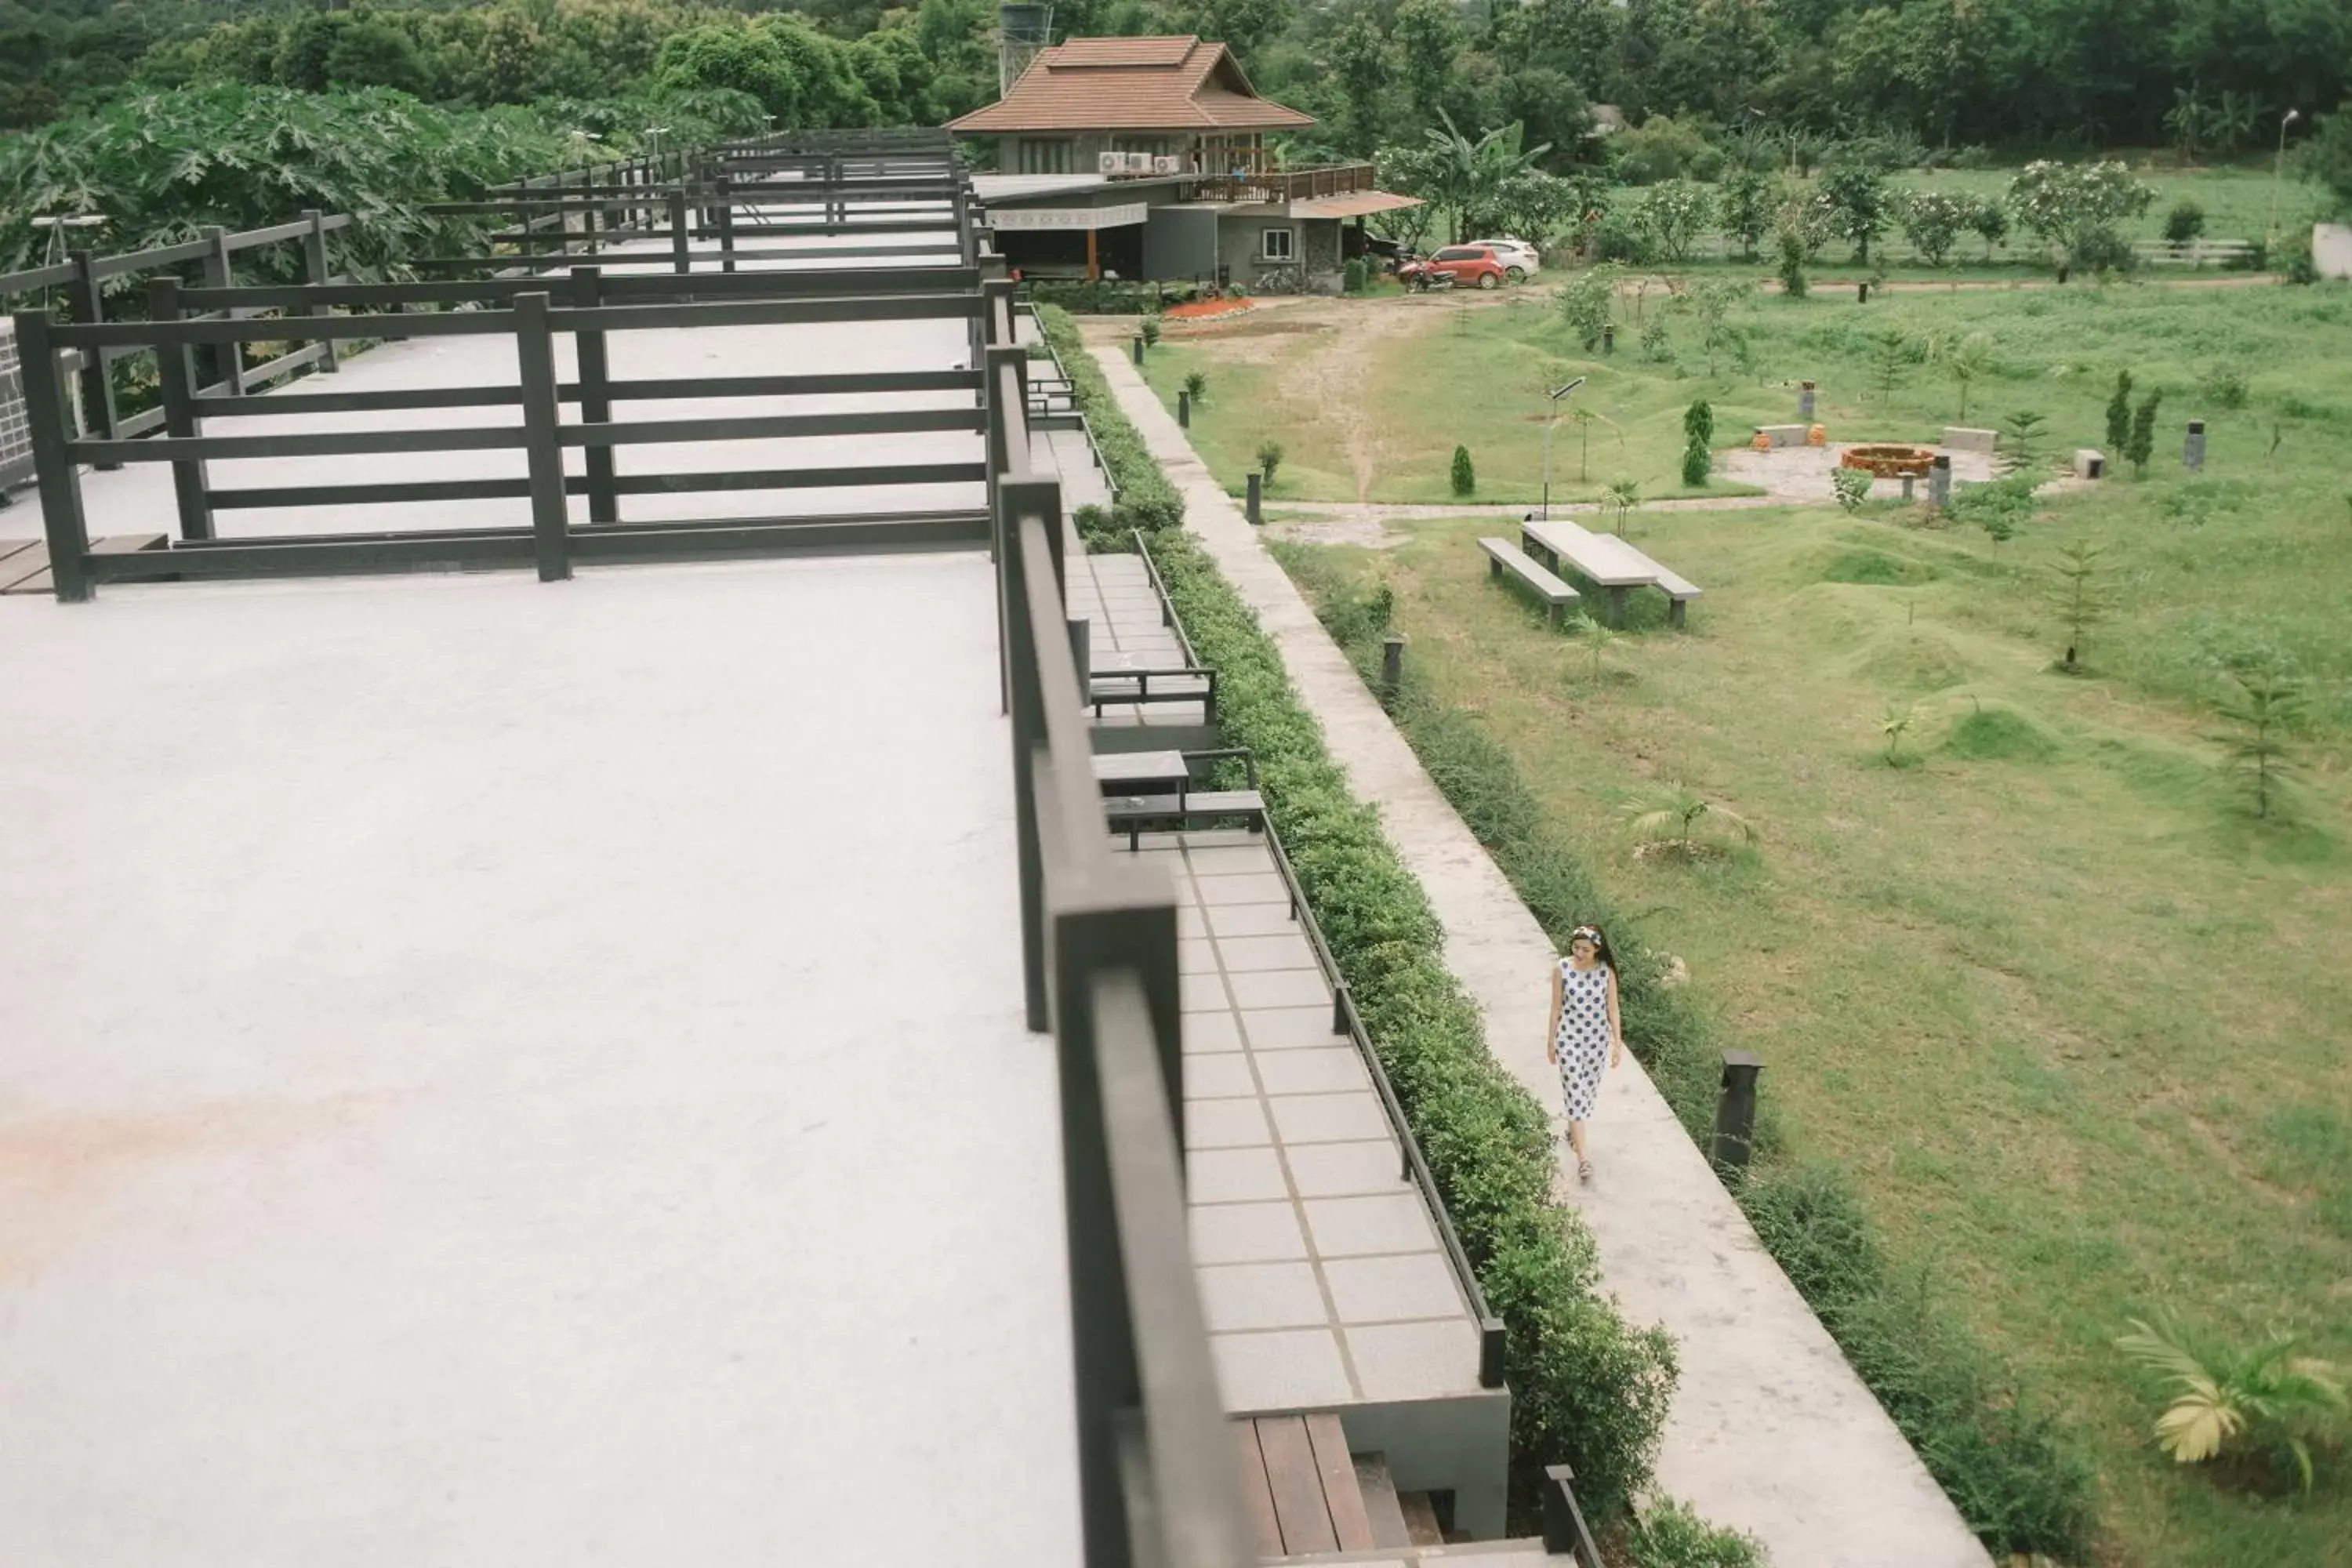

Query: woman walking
[{"left": 1546, "top": 924, "right": 1624, "bottom": 1184}]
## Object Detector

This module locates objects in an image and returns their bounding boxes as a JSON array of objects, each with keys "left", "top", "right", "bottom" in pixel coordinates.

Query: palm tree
[
  {"left": 1605, "top": 477, "right": 1641, "bottom": 536},
  {"left": 1621, "top": 782, "right": 1758, "bottom": 858},
  {"left": 1423, "top": 111, "right": 1552, "bottom": 242},
  {"left": 2116, "top": 1312, "right": 2347, "bottom": 1491}
]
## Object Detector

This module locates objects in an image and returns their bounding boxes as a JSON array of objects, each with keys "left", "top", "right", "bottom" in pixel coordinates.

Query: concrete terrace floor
[
  {"left": 0, "top": 554, "right": 1080, "bottom": 1567},
  {"left": 0, "top": 214, "right": 1090, "bottom": 1565}
]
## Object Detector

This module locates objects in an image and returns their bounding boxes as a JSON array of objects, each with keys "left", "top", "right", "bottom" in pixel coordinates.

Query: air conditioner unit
[
  {"left": 1153, "top": 156, "right": 1181, "bottom": 176},
  {"left": 1098, "top": 151, "right": 1125, "bottom": 176},
  {"left": 1125, "top": 152, "right": 1153, "bottom": 174}
]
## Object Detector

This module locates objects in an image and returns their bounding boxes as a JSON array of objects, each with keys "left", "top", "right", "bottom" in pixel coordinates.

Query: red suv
[{"left": 1401, "top": 245, "right": 1508, "bottom": 291}]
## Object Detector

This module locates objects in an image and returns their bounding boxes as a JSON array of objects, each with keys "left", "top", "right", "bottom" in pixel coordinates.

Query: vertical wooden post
[
  {"left": 513, "top": 292, "right": 571, "bottom": 583},
  {"left": 201, "top": 226, "right": 244, "bottom": 397},
  {"left": 716, "top": 176, "right": 736, "bottom": 274},
  {"left": 669, "top": 191, "right": 691, "bottom": 274},
  {"left": 149, "top": 280, "right": 212, "bottom": 543},
  {"left": 1086, "top": 226, "right": 1099, "bottom": 281},
  {"left": 301, "top": 210, "right": 340, "bottom": 372},
  {"left": 572, "top": 267, "right": 618, "bottom": 524},
  {"left": 15, "top": 310, "right": 93, "bottom": 602},
  {"left": 65, "top": 250, "right": 120, "bottom": 468}
]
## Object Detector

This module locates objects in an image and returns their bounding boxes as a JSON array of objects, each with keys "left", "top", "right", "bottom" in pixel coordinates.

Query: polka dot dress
[{"left": 1555, "top": 960, "right": 1612, "bottom": 1121}]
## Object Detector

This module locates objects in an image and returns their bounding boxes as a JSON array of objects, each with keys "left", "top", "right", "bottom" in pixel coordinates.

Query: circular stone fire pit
[{"left": 1839, "top": 443, "right": 1938, "bottom": 479}]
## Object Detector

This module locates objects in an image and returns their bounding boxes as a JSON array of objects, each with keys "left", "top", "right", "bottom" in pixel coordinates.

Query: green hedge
[
  {"left": 1041, "top": 303, "right": 1675, "bottom": 1519},
  {"left": 1283, "top": 563, "right": 2102, "bottom": 1563},
  {"left": 1045, "top": 307, "right": 1183, "bottom": 547}
]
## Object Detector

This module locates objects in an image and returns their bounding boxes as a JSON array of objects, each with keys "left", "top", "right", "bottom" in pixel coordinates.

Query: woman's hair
[{"left": 1567, "top": 924, "right": 1617, "bottom": 971}]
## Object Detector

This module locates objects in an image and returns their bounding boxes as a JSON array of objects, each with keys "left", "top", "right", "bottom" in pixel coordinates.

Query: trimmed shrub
[
  {"left": 1040, "top": 305, "right": 1185, "bottom": 550},
  {"left": 1344, "top": 256, "right": 1368, "bottom": 293},
  {"left": 1451, "top": 445, "right": 1476, "bottom": 496}
]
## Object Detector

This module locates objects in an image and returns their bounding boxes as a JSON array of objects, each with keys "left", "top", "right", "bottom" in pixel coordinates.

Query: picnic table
[{"left": 1519, "top": 516, "right": 1701, "bottom": 628}]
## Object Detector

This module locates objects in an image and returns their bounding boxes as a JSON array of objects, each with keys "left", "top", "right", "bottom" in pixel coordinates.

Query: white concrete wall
[{"left": 2315, "top": 223, "right": 2352, "bottom": 280}]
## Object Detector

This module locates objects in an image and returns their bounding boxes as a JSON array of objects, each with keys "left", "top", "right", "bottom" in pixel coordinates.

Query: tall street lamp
[
  {"left": 2268, "top": 108, "right": 2301, "bottom": 250},
  {"left": 1541, "top": 376, "right": 1587, "bottom": 519}
]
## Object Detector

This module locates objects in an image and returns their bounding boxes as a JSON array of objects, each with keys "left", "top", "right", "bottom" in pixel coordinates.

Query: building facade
[{"left": 949, "top": 34, "right": 1418, "bottom": 291}]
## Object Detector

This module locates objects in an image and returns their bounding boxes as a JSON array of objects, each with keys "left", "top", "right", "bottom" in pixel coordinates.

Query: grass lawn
[{"left": 1247, "top": 279, "right": 2352, "bottom": 1567}]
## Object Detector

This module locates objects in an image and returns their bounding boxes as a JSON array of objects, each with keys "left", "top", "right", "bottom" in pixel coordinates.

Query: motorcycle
[{"left": 1395, "top": 254, "right": 1457, "bottom": 292}]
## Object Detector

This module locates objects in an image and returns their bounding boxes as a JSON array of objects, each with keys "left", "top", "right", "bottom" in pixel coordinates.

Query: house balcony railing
[{"left": 1178, "top": 163, "right": 1377, "bottom": 206}]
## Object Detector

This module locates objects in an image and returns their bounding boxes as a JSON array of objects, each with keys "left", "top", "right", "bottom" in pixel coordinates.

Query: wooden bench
[
  {"left": 1091, "top": 748, "right": 1190, "bottom": 800},
  {"left": 1102, "top": 788, "right": 1264, "bottom": 849},
  {"left": 1476, "top": 535, "right": 1578, "bottom": 628},
  {"left": 1520, "top": 516, "right": 1700, "bottom": 629}
]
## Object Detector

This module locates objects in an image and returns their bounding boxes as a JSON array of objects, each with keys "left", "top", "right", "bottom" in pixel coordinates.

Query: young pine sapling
[{"left": 2046, "top": 541, "right": 2113, "bottom": 672}]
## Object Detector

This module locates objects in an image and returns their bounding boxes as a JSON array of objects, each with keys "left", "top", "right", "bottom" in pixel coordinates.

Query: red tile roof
[{"left": 947, "top": 35, "right": 1316, "bottom": 135}]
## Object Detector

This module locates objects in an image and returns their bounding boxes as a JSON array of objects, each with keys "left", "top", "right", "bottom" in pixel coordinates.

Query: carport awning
[{"left": 1288, "top": 191, "right": 1424, "bottom": 220}]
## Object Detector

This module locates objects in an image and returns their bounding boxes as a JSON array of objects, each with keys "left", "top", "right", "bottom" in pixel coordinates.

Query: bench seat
[
  {"left": 1650, "top": 567, "right": 1701, "bottom": 626},
  {"left": 1476, "top": 536, "right": 1578, "bottom": 629},
  {"left": 1103, "top": 789, "right": 1265, "bottom": 848}
]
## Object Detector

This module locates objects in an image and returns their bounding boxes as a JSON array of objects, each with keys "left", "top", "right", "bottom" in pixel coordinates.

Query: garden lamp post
[
  {"left": 1540, "top": 377, "right": 1587, "bottom": 519},
  {"left": 2267, "top": 108, "right": 2299, "bottom": 249}
]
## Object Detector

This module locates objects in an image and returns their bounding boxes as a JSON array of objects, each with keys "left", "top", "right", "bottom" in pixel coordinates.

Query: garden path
[{"left": 1090, "top": 342, "right": 1995, "bottom": 1568}]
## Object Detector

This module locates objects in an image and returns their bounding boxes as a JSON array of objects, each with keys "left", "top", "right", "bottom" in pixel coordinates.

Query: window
[
  {"left": 1260, "top": 227, "right": 1296, "bottom": 262},
  {"left": 1016, "top": 140, "right": 1072, "bottom": 176},
  {"left": 1435, "top": 247, "right": 1479, "bottom": 262}
]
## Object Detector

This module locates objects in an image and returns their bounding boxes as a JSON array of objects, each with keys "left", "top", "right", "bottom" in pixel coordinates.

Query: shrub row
[
  {"left": 1041, "top": 303, "right": 1679, "bottom": 1519},
  {"left": 1041, "top": 305, "right": 1182, "bottom": 547},
  {"left": 1287, "top": 565, "right": 2102, "bottom": 1563}
]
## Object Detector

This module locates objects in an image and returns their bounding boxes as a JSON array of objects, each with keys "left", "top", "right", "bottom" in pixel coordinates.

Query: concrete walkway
[{"left": 1091, "top": 346, "right": 1992, "bottom": 1568}]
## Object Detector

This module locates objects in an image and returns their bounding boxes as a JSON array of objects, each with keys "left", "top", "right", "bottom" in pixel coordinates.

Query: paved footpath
[{"left": 1091, "top": 345, "right": 1994, "bottom": 1568}]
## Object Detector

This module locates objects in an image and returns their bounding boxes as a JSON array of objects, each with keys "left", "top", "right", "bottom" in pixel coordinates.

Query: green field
[{"left": 1149, "top": 278, "right": 2352, "bottom": 1566}]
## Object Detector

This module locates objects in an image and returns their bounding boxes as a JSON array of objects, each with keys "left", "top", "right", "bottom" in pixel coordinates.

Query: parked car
[
  {"left": 1401, "top": 244, "right": 1510, "bottom": 290},
  {"left": 1463, "top": 238, "right": 1541, "bottom": 281}
]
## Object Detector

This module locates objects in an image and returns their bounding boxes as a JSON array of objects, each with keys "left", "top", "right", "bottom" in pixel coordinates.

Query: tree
[
  {"left": 1326, "top": 13, "right": 1392, "bottom": 156},
  {"left": 1621, "top": 781, "right": 1757, "bottom": 858},
  {"left": 2211, "top": 666, "right": 2305, "bottom": 821},
  {"left": 2299, "top": 99, "right": 2352, "bottom": 219},
  {"left": 1929, "top": 330, "right": 1993, "bottom": 421},
  {"left": 1966, "top": 196, "right": 2009, "bottom": 260},
  {"left": 1819, "top": 162, "right": 1889, "bottom": 263},
  {"left": 2127, "top": 388, "right": 2163, "bottom": 477},
  {"left": 1682, "top": 397, "right": 1713, "bottom": 486},
  {"left": 1632, "top": 180, "right": 1714, "bottom": 263},
  {"left": 1896, "top": 188, "right": 1969, "bottom": 266},
  {"left": 1867, "top": 328, "right": 1912, "bottom": 401},
  {"left": 1415, "top": 111, "right": 1554, "bottom": 241},
  {"left": 2105, "top": 371, "right": 2135, "bottom": 456},
  {"left": 1559, "top": 261, "right": 1621, "bottom": 350},
  {"left": 1999, "top": 410, "right": 2050, "bottom": 475},
  {"left": 1451, "top": 444, "right": 1476, "bottom": 496},
  {"left": 1392, "top": 0, "right": 1461, "bottom": 131},
  {"left": 2045, "top": 542, "right": 2112, "bottom": 672},
  {"left": 1606, "top": 477, "right": 1641, "bottom": 535},
  {"left": 1719, "top": 167, "right": 1777, "bottom": 260},
  {"left": 1179, "top": 0, "right": 1296, "bottom": 67},
  {"left": 2006, "top": 160, "right": 2157, "bottom": 275},
  {"left": 1257, "top": 440, "right": 1284, "bottom": 485},
  {"left": 1686, "top": 278, "right": 1749, "bottom": 378}
]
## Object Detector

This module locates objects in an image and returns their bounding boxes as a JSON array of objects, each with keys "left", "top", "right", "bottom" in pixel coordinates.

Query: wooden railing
[{"left": 1179, "top": 163, "right": 1377, "bottom": 206}]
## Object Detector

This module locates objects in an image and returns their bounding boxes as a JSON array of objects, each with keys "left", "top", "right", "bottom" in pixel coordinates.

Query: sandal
[{"left": 1577, "top": 1160, "right": 1595, "bottom": 1185}]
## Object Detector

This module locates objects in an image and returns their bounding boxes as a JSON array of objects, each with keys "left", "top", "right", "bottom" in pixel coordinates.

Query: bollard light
[
  {"left": 1711, "top": 1051, "right": 1764, "bottom": 1172},
  {"left": 1379, "top": 633, "right": 1406, "bottom": 710},
  {"left": 1246, "top": 471, "right": 1262, "bottom": 524}
]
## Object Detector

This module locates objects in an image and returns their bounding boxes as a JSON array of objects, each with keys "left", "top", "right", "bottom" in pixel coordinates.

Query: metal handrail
[
  {"left": 991, "top": 272, "right": 1252, "bottom": 1568},
  {"left": 1132, "top": 528, "right": 1204, "bottom": 669},
  {"left": 1261, "top": 809, "right": 1509, "bottom": 1390}
]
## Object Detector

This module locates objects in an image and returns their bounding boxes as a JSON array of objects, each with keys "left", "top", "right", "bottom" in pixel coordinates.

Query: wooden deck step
[
  {"left": 1233, "top": 1413, "right": 1385, "bottom": 1559},
  {"left": 1399, "top": 1490, "right": 1445, "bottom": 1548},
  {"left": 0, "top": 542, "right": 49, "bottom": 595},
  {"left": 0, "top": 536, "right": 169, "bottom": 595}
]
